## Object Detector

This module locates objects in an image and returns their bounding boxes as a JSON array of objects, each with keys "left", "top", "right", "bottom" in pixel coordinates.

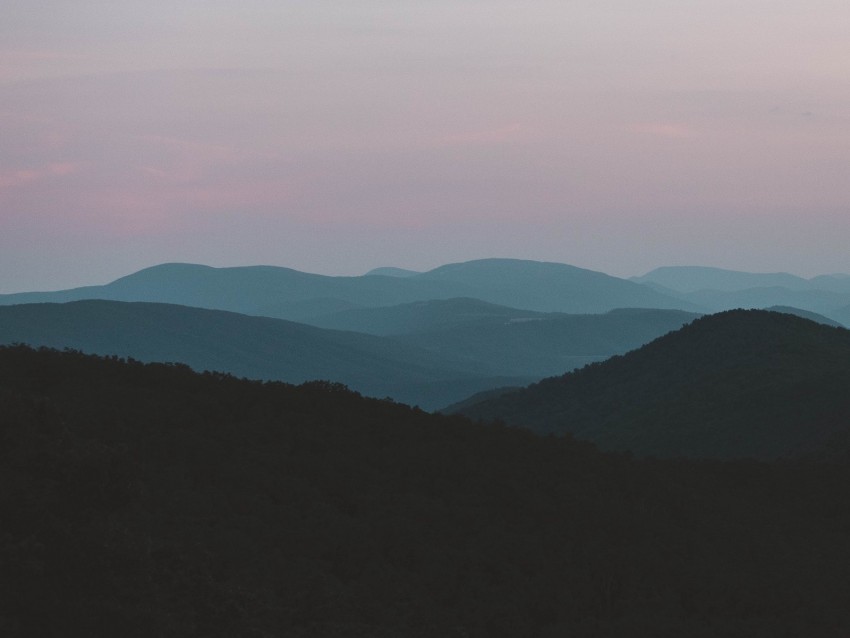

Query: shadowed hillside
[
  {"left": 455, "top": 310, "right": 850, "bottom": 460},
  {"left": 3, "top": 345, "right": 850, "bottom": 636}
]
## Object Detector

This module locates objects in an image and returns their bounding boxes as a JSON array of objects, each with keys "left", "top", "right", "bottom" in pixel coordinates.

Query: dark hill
[
  {"left": 455, "top": 310, "right": 850, "bottom": 460},
  {"left": 3, "top": 345, "right": 850, "bottom": 636},
  {"left": 0, "top": 300, "right": 529, "bottom": 409},
  {"left": 765, "top": 305, "right": 844, "bottom": 327}
]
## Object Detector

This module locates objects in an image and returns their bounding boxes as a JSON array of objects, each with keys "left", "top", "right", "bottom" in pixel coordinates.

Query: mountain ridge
[{"left": 454, "top": 309, "right": 850, "bottom": 460}]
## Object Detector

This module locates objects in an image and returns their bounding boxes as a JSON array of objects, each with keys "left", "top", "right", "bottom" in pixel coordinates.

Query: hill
[
  {"left": 632, "top": 266, "right": 850, "bottom": 325},
  {"left": 0, "top": 300, "right": 531, "bottom": 409},
  {"left": 455, "top": 310, "right": 850, "bottom": 460},
  {"left": 765, "top": 305, "right": 844, "bottom": 327},
  {"left": 394, "top": 307, "right": 701, "bottom": 378},
  {"left": 0, "top": 259, "right": 695, "bottom": 321},
  {"left": 312, "top": 300, "right": 698, "bottom": 377},
  {"left": 3, "top": 345, "right": 850, "bottom": 636},
  {"left": 633, "top": 266, "right": 811, "bottom": 292},
  {"left": 414, "top": 259, "right": 695, "bottom": 313}
]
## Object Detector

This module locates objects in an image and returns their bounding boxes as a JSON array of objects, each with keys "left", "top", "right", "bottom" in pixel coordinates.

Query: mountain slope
[
  {"left": 0, "top": 300, "right": 529, "bottom": 409},
  {"left": 455, "top": 310, "right": 850, "bottom": 460},
  {"left": 3, "top": 345, "right": 850, "bottom": 636}
]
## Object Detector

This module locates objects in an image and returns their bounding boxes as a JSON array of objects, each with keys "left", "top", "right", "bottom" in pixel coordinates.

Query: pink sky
[{"left": 2, "top": 1, "right": 850, "bottom": 292}]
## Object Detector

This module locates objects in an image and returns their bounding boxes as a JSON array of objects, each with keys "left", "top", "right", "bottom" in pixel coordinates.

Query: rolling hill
[
  {"left": 633, "top": 266, "right": 850, "bottom": 325},
  {"left": 392, "top": 306, "right": 701, "bottom": 378},
  {"left": 0, "top": 300, "right": 531, "bottom": 409},
  {"left": 454, "top": 310, "right": 850, "bottom": 460},
  {"left": 0, "top": 259, "right": 696, "bottom": 321}
]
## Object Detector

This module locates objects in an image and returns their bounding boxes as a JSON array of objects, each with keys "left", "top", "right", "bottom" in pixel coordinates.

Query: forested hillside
[
  {"left": 456, "top": 310, "right": 850, "bottom": 459},
  {"left": 2, "top": 345, "right": 850, "bottom": 636}
]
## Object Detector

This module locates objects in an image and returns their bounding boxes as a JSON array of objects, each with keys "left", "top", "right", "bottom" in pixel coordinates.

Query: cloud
[{"left": 0, "top": 162, "right": 81, "bottom": 192}]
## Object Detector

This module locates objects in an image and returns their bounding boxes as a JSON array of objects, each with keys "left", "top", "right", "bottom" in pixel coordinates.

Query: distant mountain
[
  {"left": 308, "top": 297, "right": 553, "bottom": 335},
  {"left": 307, "top": 299, "right": 699, "bottom": 377},
  {"left": 394, "top": 306, "right": 701, "bottom": 378},
  {"left": 0, "top": 300, "right": 531, "bottom": 409},
  {"left": 364, "top": 266, "right": 421, "bottom": 277},
  {"left": 633, "top": 266, "right": 811, "bottom": 292},
  {"left": 678, "top": 287, "right": 850, "bottom": 325},
  {"left": 414, "top": 259, "right": 697, "bottom": 313},
  {"left": 0, "top": 263, "right": 478, "bottom": 322},
  {"left": 632, "top": 266, "right": 850, "bottom": 325},
  {"left": 0, "top": 259, "right": 696, "bottom": 321},
  {"left": 455, "top": 310, "right": 850, "bottom": 460}
]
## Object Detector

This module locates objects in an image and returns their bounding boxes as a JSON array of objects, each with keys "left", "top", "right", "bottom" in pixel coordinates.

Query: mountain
[
  {"left": 393, "top": 306, "right": 701, "bottom": 378},
  {"left": 0, "top": 263, "right": 478, "bottom": 322},
  {"left": 632, "top": 266, "right": 850, "bottom": 325},
  {"left": 4, "top": 344, "right": 850, "bottom": 636},
  {"left": 364, "top": 266, "right": 421, "bottom": 277},
  {"left": 233, "top": 296, "right": 700, "bottom": 378},
  {"left": 454, "top": 310, "right": 850, "bottom": 460},
  {"left": 678, "top": 287, "right": 850, "bottom": 325},
  {"left": 413, "top": 258, "right": 697, "bottom": 313},
  {"left": 633, "top": 266, "right": 811, "bottom": 292},
  {"left": 0, "top": 300, "right": 532, "bottom": 409},
  {"left": 308, "top": 297, "right": 554, "bottom": 335},
  {"left": 0, "top": 259, "right": 696, "bottom": 321}
]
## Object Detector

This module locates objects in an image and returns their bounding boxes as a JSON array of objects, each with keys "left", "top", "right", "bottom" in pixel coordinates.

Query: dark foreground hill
[
  {"left": 0, "top": 300, "right": 531, "bottom": 410},
  {"left": 455, "top": 310, "right": 850, "bottom": 460},
  {"left": 3, "top": 346, "right": 850, "bottom": 636}
]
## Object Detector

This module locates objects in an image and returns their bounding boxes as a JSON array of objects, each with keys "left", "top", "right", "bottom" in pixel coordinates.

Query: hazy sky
[{"left": 2, "top": 1, "right": 849, "bottom": 292}]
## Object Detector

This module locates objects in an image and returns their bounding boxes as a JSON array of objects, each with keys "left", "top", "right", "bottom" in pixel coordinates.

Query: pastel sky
[{"left": 2, "top": 1, "right": 849, "bottom": 292}]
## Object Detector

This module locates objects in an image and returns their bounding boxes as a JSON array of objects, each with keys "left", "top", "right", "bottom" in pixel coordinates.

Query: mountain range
[
  {"left": 0, "top": 259, "right": 698, "bottom": 321},
  {"left": 634, "top": 266, "right": 850, "bottom": 324},
  {"left": 0, "top": 300, "right": 697, "bottom": 408}
]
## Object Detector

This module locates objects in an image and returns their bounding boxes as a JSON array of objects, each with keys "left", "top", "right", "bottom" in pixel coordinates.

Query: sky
[{"left": 2, "top": 1, "right": 849, "bottom": 292}]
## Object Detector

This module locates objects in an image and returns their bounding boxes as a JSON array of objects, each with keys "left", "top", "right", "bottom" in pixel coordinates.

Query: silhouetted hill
[
  {"left": 0, "top": 259, "right": 695, "bottom": 320},
  {"left": 456, "top": 310, "right": 850, "bottom": 460},
  {"left": 0, "top": 300, "right": 530, "bottom": 409},
  {"left": 3, "top": 345, "right": 850, "bottom": 636},
  {"left": 765, "top": 305, "right": 844, "bottom": 327}
]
